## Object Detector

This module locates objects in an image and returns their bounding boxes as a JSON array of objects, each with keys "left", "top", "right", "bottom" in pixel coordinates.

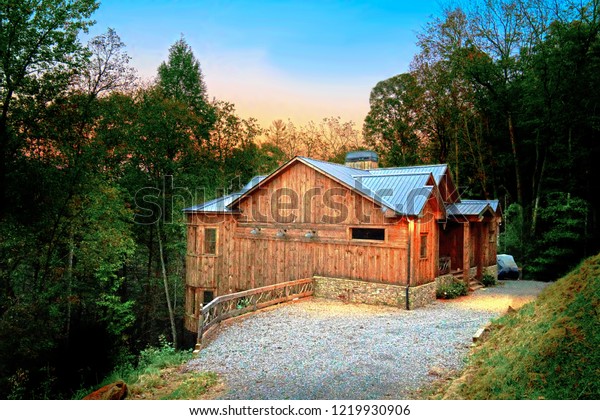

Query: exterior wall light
[
  {"left": 276, "top": 229, "right": 286, "bottom": 238},
  {"left": 250, "top": 227, "right": 261, "bottom": 235},
  {"left": 304, "top": 230, "right": 316, "bottom": 239}
]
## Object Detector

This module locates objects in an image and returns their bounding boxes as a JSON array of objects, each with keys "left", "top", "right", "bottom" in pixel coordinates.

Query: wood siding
[
  {"left": 186, "top": 161, "right": 415, "bottom": 300},
  {"left": 184, "top": 159, "right": 499, "bottom": 333}
]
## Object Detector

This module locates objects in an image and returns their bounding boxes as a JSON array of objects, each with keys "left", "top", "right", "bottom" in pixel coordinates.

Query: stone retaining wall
[
  {"left": 407, "top": 282, "right": 437, "bottom": 309},
  {"left": 435, "top": 273, "right": 455, "bottom": 288},
  {"left": 313, "top": 276, "right": 435, "bottom": 309}
]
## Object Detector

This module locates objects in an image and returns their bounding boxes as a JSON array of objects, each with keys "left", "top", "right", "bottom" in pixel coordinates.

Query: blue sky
[{"left": 88, "top": 0, "right": 443, "bottom": 126}]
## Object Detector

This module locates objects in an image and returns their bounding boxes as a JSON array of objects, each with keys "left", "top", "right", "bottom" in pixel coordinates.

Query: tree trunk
[
  {"left": 507, "top": 112, "right": 523, "bottom": 204},
  {"left": 530, "top": 132, "right": 547, "bottom": 236},
  {"left": 157, "top": 223, "right": 177, "bottom": 348},
  {"left": 65, "top": 232, "right": 75, "bottom": 348}
]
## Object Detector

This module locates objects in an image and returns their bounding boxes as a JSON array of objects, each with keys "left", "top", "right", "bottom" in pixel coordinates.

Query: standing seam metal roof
[
  {"left": 369, "top": 164, "right": 448, "bottom": 185},
  {"left": 185, "top": 157, "right": 495, "bottom": 218},
  {"left": 300, "top": 157, "right": 433, "bottom": 215}
]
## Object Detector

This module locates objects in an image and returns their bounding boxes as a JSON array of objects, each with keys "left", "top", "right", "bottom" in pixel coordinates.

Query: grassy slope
[
  {"left": 444, "top": 254, "right": 600, "bottom": 399},
  {"left": 75, "top": 344, "right": 219, "bottom": 400}
]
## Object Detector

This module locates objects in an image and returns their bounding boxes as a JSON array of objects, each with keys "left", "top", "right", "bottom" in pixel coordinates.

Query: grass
[
  {"left": 75, "top": 337, "right": 219, "bottom": 400},
  {"left": 441, "top": 254, "right": 600, "bottom": 399}
]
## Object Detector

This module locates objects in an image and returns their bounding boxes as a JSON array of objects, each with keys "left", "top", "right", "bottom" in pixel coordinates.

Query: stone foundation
[
  {"left": 435, "top": 273, "right": 455, "bottom": 288},
  {"left": 407, "top": 282, "right": 437, "bottom": 309},
  {"left": 313, "top": 276, "right": 435, "bottom": 310}
]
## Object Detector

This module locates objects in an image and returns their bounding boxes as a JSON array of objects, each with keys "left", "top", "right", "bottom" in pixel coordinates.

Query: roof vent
[{"left": 345, "top": 151, "right": 378, "bottom": 169}]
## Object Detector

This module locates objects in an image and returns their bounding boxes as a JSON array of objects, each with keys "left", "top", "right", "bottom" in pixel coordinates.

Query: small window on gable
[
  {"left": 204, "top": 228, "right": 217, "bottom": 255},
  {"left": 420, "top": 233, "right": 428, "bottom": 259},
  {"left": 351, "top": 228, "right": 385, "bottom": 241}
]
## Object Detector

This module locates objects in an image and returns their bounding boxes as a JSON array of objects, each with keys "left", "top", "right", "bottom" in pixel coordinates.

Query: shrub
[
  {"left": 436, "top": 281, "right": 468, "bottom": 299},
  {"left": 481, "top": 274, "right": 497, "bottom": 287}
]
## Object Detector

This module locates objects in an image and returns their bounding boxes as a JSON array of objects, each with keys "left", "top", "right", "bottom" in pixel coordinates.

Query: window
[
  {"left": 351, "top": 228, "right": 385, "bottom": 241},
  {"left": 203, "top": 290, "right": 214, "bottom": 304},
  {"left": 489, "top": 228, "right": 496, "bottom": 243},
  {"left": 204, "top": 228, "right": 217, "bottom": 255},
  {"left": 420, "top": 233, "right": 428, "bottom": 259}
]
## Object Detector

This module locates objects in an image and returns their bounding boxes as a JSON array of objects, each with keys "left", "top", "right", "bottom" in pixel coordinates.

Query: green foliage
[
  {"left": 481, "top": 274, "right": 496, "bottom": 287},
  {"left": 363, "top": 73, "right": 423, "bottom": 166},
  {"left": 157, "top": 37, "right": 209, "bottom": 111},
  {"left": 436, "top": 281, "right": 468, "bottom": 299},
  {"left": 527, "top": 193, "right": 589, "bottom": 280},
  {"left": 73, "top": 336, "right": 197, "bottom": 399},
  {"left": 448, "top": 253, "right": 600, "bottom": 399},
  {"left": 499, "top": 203, "right": 526, "bottom": 261}
]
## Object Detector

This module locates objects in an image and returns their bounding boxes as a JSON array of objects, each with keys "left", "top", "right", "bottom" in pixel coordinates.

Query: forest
[{"left": 1, "top": 0, "right": 599, "bottom": 399}]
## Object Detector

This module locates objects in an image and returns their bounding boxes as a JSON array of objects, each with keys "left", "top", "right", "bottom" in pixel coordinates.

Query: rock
[
  {"left": 428, "top": 366, "right": 448, "bottom": 377},
  {"left": 82, "top": 380, "right": 128, "bottom": 400}
]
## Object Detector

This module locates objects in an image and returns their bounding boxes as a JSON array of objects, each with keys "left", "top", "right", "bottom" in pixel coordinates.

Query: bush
[
  {"left": 436, "top": 281, "right": 468, "bottom": 299},
  {"left": 482, "top": 274, "right": 497, "bottom": 287}
]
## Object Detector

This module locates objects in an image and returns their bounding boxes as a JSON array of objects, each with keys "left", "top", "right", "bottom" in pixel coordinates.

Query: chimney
[{"left": 345, "top": 151, "right": 379, "bottom": 170}]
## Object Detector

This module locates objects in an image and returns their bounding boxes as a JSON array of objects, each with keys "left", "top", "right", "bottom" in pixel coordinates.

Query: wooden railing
[
  {"left": 438, "top": 256, "right": 451, "bottom": 275},
  {"left": 195, "top": 278, "right": 314, "bottom": 349}
]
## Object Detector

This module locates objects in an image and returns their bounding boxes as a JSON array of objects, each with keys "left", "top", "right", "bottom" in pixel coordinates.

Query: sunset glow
[{"left": 86, "top": 0, "right": 441, "bottom": 126}]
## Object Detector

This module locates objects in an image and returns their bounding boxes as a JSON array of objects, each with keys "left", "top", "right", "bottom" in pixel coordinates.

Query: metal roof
[
  {"left": 446, "top": 200, "right": 494, "bottom": 217},
  {"left": 300, "top": 157, "right": 433, "bottom": 216},
  {"left": 368, "top": 164, "right": 449, "bottom": 186},
  {"left": 241, "top": 175, "right": 266, "bottom": 193},
  {"left": 185, "top": 157, "right": 497, "bottom": 218},
  {"left": 354, "top": 173, "right": 433, "bottom": 216},
  {"left": 183, "top": 193, "right": 242, "bottom": 213},
  {"left": 184, "top": 175, "right": 267, "bottom": 213}
]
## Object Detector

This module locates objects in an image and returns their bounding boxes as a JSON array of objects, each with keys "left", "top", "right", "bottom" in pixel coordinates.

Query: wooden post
[
  {"left": 462, "top": 223, "right": 470, "bottom": 286},
  {"left": 477, "top": 223, "right": 485, "bottom": 280},
  {"left": 194, "top": 310, "right": 205, "bottom": 354}
]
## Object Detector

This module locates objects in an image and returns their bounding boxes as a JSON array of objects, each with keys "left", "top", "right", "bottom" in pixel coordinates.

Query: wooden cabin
[{"left": 183, "top": 153, "right": 501, "bottom": 334}]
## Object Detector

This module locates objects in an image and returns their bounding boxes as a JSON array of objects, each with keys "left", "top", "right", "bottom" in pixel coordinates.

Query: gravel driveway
[{"left": 186, "top": 280, "right": 549, "bottom": 400}]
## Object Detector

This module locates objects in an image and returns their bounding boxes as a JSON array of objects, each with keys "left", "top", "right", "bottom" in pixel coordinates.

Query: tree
[
  {"left": 363, "top": 73, "right": 424, "bottom": 166},
  {"left": 73, "top": 28, "right": 138, "bottom": 97},
  {"left": 157, "top": 37, "right": 208, "bottom": 110},
  {"left": 0, "top": 0, "right": 99, "bottom": 215}
]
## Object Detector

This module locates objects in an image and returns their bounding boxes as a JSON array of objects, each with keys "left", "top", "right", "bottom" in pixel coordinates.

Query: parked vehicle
[{"left": 497, "top": 254, "right": 520, "bottom": 280}]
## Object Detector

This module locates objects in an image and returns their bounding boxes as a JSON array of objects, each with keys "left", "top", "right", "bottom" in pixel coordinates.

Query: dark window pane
[
  {"left": 420, "top": 233, "right": 428, "bottom": 258},
  {"left": 203, "top": 290, "right": 214, "bottom": 304},
  {"left": 204, "top": 228, "right": 217, "bottom": 254},
  {"left": 351, "top": 228, "right": 385, "bottom": 241}
]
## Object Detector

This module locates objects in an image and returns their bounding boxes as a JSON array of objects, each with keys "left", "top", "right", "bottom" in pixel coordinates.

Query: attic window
[{"left": 351, "top": 228, "right": 385, "bottom": 241}]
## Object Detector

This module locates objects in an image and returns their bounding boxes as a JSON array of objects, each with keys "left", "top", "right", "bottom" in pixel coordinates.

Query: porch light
[
  {"left": 250, "top": 227, "right": 261, "bottom": 235},
  {"left": 276, "top": 229, "right": 286, "bottom": 238},
  {"left": 304, "top": 230, "right": 316, "bottom": 239}
]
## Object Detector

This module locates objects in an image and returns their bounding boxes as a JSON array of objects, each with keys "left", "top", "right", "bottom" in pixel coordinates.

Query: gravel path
[{"left": 186, "top": 280, "right": 549, "bottom": 400}]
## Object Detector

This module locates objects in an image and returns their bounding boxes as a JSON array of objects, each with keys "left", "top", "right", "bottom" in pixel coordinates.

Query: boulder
[{"left": 82, "top": 380, "right": 128, "bottom": 400}]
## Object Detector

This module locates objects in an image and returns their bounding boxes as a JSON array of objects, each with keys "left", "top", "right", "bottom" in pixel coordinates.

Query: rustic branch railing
[
  {"left": 438, "top": 256, "right": 451, "bottom": 275},
  {"left": 195, "top": 278, "right": 314, "bottom": 348}
]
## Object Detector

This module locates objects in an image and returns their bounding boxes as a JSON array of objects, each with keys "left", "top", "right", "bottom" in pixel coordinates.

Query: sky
[{"left": 87, "top": 0, "right": 444, "bottom": 127}]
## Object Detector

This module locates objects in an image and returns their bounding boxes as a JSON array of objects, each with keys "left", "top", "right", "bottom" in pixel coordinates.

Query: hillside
[{"left": 443, "top": 254, "right": 600, "bottom": 399}]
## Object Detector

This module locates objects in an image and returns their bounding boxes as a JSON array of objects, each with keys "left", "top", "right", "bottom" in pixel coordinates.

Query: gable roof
[
  {"left": 183, "top": 175, "right": 266, "bottom": 213},
  {"left": 185, "top": 157, "right": 490, "bottom": 219},
  {"left": 446, "top": 199, "right": 497, "bottom": 217},
  {"left": 368, "top": 164, "right": 449, "bottom": 185},
  {"left": 224, "top": 157, "right": 441, "bottom": 217}
]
